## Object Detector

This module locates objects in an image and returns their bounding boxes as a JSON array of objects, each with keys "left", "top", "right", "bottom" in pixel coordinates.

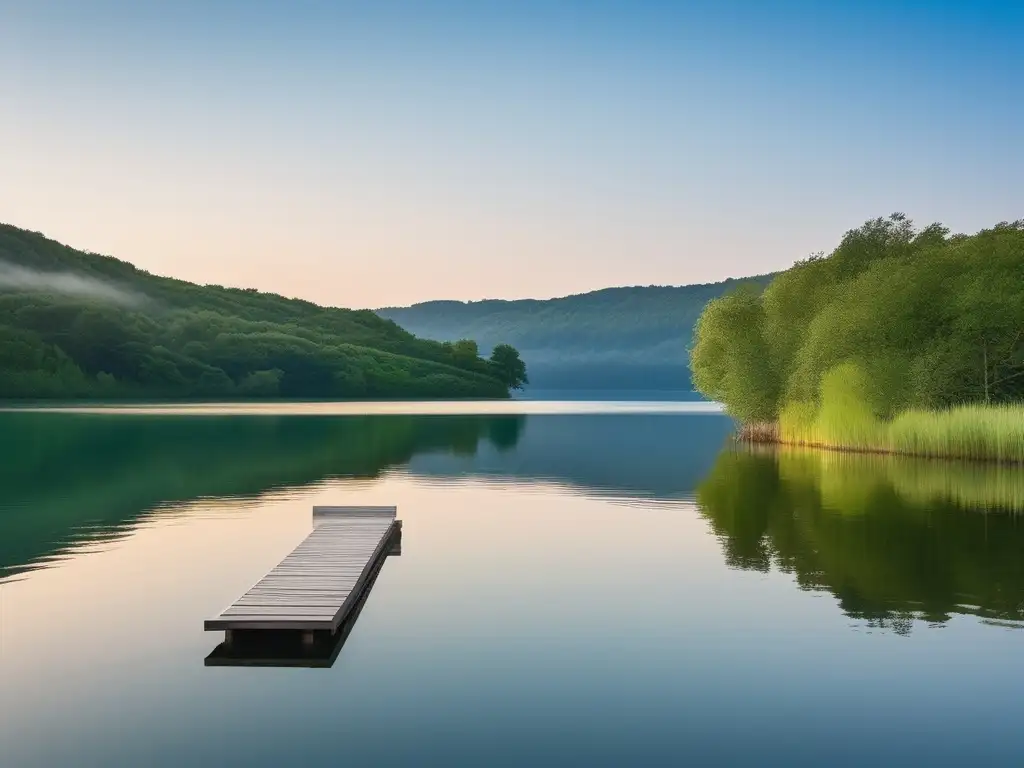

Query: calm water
[{"left": 2, "top": 402, "right": 1023, "bottom": 767}]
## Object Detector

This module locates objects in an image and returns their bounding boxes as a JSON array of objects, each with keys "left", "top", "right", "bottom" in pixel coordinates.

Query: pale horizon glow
[{"left": 2, "top": 1, "right": 1021, "bottom": 308}]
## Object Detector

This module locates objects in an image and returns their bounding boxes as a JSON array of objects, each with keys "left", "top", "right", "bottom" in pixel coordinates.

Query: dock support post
[
  {"left": 302, "top": 630, "right": 315, "bottom": 647},
  {"left": 225, "top": 630, "right": 234, "bottom": 646}
]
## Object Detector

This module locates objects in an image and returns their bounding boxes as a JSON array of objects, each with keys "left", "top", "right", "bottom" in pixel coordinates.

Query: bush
[{"left": 691, "top": 215, "right": 1024, "bottom": 421}]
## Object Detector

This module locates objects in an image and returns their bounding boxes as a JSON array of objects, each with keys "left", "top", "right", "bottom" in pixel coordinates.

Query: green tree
[
  {"left": 489, "top": 344, "right": 528, "bottom": 390},
  {"left": 690, "top": 284, "right": 780, "bottom": 422},
  {"left": 451, "top": 339, "right": 479, "bottom": 361},
  {"left": 690, "top": 215, "right": 1024, "bottom": 419}
]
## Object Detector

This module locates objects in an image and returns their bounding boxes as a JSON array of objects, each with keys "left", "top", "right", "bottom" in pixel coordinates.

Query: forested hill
[
  {"left": 0, "top": 224, "right": 518, "bottom": 399},
  {"left": 378, "top": 277, "right": 772, "bottom": 390}
]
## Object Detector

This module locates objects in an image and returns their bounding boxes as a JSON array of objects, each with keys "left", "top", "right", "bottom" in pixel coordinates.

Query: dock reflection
[{"left": 205, "top": 528, "right": 401, "bottom": 668}]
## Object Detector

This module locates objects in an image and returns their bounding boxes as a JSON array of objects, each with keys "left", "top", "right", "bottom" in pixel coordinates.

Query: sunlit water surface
[{"left": 1, "top": 401, "right": 1022, "bottom": 767}]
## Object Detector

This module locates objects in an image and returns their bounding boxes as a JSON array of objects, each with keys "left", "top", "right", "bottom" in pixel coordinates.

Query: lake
[{"left": 2, "top": 402, "right": 1023, "bottom": 767}]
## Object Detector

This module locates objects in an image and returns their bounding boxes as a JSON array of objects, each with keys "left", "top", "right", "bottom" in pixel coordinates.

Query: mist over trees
[
  {"left": 690, "top": 215, "right": 1024, "bottom": 422},
  {"left": 0, "top": 224, "right": 521, "bottom": 399}
]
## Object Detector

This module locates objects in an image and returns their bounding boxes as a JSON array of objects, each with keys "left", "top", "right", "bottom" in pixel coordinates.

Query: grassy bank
[{"left": 737, "top": 364, "right": 1024, "bottom": 463}]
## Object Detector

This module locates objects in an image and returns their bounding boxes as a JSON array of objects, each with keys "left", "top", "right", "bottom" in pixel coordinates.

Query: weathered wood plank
[{"left": 205, "top": 506, "right": 400, "bottom": 632}]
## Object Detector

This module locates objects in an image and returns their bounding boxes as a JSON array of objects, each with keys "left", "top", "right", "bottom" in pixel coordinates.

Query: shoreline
[
  {"left": 0, "top": 399, "right": 721, "bottom": 417},
  {"left": 736, "top": 422, "right": 1024, "bottom": 466}
]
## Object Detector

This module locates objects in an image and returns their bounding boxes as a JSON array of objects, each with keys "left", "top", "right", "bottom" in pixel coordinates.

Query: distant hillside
[
  {"left": 378, "top": 277, "right": 773, "bottom": 390},
  {"left": 0, "top": 224, "right": 513, "bottom": 399}
]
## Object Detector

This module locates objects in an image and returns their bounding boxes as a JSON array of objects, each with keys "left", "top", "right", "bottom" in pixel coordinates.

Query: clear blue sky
[{"left": 2, "top": 0, "right": 1021, "bottom": 307}]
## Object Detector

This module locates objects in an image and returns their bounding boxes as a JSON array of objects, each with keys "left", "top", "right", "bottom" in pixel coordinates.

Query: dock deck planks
[{"left": 205, "top": 506, "right": 400, "bottom": 634}]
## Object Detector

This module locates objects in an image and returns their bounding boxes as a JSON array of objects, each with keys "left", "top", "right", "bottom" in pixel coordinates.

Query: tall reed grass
[{"left": 773, "top": 363, "right": 1024, "bottom": 463}]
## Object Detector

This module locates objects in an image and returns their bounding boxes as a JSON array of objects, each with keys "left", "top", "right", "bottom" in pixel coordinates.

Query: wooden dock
[{"left": 205, "top": 506, "right": 401, "bottom": 645}]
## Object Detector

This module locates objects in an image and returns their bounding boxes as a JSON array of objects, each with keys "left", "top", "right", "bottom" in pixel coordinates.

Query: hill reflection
[
  {"left": 0, "top": 411, "right": 737, "bottom": 580},
  {"left": 0, "top": 412, "right": 525, "bottom": 580}
]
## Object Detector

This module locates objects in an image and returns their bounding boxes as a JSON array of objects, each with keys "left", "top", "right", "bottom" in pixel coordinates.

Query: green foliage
[
  {"left": 886, "top": 404, "right": 1024, "bottom": 463},
  {"left": 691, "top": 214, "right": 1024, "bottom": 425},
  {"left": 489, "top": 343, "right": 529, "bottom": 390},
  {"left": 690, "top": 284, "right": 779, "bottom": 421},
  {"left": 0, "top": 224, "right": 526, "bottom": 399},
  {"left": 777, "top": 401, "right": 817, "bottom": 445},
  {"left": 237, "top": 369, "right": 283, "bottom": 396},
  {"left": 450, "top": 339, "right": 479, "bottom": 361},
  {"left": 806, "top": 363, "right": 885, "bottom": 449},
  {"left": 778, "top": 362, "right": 1024, "bottom": 461}
]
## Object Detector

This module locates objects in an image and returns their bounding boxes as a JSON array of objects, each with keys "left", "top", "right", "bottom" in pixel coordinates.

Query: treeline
[
  {"left": 691, "top": 215, "right": 1024, "bottom": 422},
  {"left": 0, "top": 225, "right": 525, "bottom": 399}
]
